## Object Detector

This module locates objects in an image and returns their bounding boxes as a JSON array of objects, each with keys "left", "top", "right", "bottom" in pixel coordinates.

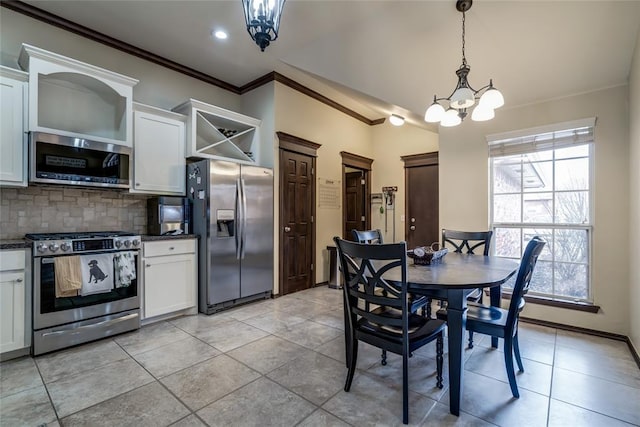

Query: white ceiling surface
[{"left": 24, "top": 1, "right": 640, "bottom": 128}]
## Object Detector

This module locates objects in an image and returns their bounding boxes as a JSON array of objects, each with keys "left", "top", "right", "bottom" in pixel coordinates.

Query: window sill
[{"left": 492, "top": 290, "right": 600, "bottom": 313}]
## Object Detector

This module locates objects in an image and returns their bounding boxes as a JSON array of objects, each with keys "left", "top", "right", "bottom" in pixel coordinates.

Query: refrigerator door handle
[
  {"left": 235, "top": 178, "right": 242, "bottom": 260},
  {"left": 240, "top": 178, "right": 248, "bottom": 259}
]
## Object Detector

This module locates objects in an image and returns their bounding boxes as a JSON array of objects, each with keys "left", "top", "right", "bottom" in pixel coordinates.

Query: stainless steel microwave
[{"left": 29, "top": 132, "right": 131, "bottom": 189}]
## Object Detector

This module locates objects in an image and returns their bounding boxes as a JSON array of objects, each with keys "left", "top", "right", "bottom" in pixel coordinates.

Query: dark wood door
[
  {"left": 406, "top": 162, "right": 439, "bottom": 249},
  {"left": 280, "top": 149, "right": 314, "bottom": 295},
  {"left": 344, "top": 171, "right": 365, "bottom": 239}
]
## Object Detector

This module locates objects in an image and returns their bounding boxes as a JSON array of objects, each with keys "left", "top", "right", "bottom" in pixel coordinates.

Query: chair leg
[
  {"left": 513, "top": 332, "right": 524, "bottom": 372},
  {"left": 402, "top": 350, "right": 409, "bottom": 424},
  {"left": 468, "top": 331, "right": 474, "bottom": 349},
  {"left": 503, "top": 337, "right": 520, "bottom": 398},
  {"left": 345, "top": 340, "right": 358, "bottom": 392},
  {"left": 436, "top": 334, "right": 444, "bottom": 389},
  {"left": 381, "top": 349, "right": 387, "bottom": 366}
]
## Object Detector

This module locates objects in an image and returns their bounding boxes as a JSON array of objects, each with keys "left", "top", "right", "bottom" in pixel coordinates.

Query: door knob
[
  {"left": 410, "top": 225, "right": 416, "bottom": 230},
  {"left": 284, "top": 226, "right": 291, "bottom": 232}
]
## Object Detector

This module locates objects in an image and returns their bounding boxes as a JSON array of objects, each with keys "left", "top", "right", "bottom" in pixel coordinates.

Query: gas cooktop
[{"left": 25, "top": 231, "right": 137, "bottom": 241}]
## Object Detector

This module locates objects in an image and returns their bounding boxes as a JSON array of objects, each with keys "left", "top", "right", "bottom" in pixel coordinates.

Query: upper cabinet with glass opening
[
  {"left": 18, "top": 44, "right": 138, "bottom": 147},
  {"left": 173, "top": 99, "right": 261, "bottom": 164}
]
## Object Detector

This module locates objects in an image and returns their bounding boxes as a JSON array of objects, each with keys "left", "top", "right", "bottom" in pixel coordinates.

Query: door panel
[
  {"left": 344, "top": 171, "right": 365, "bottom": 239},
  {"left": 208, "top": 160, "right": 240, "bottom": 305},
  {"left": 240, "top": 165, "right": 273, "bottom": 298},
  {"left": 406, "top": 163, "right": 439, "bottom": 249},
  {"left": 280, "top": 150, "right": 314, "bottom": 295}
]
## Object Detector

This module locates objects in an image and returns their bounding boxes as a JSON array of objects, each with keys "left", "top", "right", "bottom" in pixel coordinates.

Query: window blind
[{"left": 487, "top": 117, "right": 596, "bottom": 157}]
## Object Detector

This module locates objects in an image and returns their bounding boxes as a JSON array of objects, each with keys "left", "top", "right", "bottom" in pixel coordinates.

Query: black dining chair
[
  {"left": 352, "top": 228, "right": 384, "bottom": 244},
  {"left": 334, "top": 237, "right": 445, "bottom": 425},
  {"left": 441, "top": 229, "right": 493, "bottom": 345},
  {"left": 438, "top": 236, "right": 546, "bottom": 399}
]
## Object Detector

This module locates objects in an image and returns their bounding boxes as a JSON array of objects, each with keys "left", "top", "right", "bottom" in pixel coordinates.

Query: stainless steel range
[{"left": 26, "top": 231, "right": 141, "bottom": 355}]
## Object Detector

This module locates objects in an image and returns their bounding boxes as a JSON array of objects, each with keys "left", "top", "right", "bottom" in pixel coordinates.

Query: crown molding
[{"left": 3, "top": 0, "right": 386, "bottom": 126}]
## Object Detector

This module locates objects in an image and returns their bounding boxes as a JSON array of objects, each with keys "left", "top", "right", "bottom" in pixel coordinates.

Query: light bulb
[
  {"left": 424, "top": 102, "right": 445, "bottom": 123},
  {"left": 479, "top": 87, "right": 504, "bottom": 109},
  {"left": 441, "top": 109, "right": 462, "bottom": 127},
  {"left": 450, "top": 87, "right": 475, "bottom": 109}
]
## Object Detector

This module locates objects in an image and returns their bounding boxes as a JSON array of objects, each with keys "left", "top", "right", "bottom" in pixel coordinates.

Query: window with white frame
[{"left": 488, "top": 118, "right": 595, "bottom": 302}]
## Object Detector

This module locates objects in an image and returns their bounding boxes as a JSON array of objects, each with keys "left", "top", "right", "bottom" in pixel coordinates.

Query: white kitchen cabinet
[
  {"left": 0, "top": 250, "right": 27, "bottom": 354},
  {"left": 132, "top": 103, "right": 186, "bottom": 195},
  {"left": 0, "top": 67, "right": 28, "bottom": 187},
  {"left": 142, "top": 239, "right": 196, "bottom": 319},
  {"left": 173, "top": 98, "right": 261, "bottom": 164},
  {"left": 18, "top": 44, "right": 138, "bottom": 147}
]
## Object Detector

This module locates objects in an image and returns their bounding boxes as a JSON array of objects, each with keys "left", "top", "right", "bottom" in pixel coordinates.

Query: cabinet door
[
  {"left": 0, "top": 271, "right": 25, "bottom": 353},
  {"left": 0, "top": 76, "right": 26, "bottom": 186},
  {"left": 143, "top": 253, "right": 195, "bottom": 318},
  {"left": 133, "top": 111, "right": 185, "bottom": 195}
]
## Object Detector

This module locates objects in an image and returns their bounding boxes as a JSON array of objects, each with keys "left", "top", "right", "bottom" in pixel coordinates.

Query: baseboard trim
[{"left": 520, "top": 317, "right": 640, "bottom": 369}]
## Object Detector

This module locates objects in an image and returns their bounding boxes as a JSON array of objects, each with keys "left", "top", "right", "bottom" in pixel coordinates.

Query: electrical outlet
[{"left": 400, "top": 215, "right": 405, "bottom": 222}]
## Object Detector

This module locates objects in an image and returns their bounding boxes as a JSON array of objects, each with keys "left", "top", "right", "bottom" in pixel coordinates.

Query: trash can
[{"left": 326, "top": 245, "right": 342, "bottom": 289}]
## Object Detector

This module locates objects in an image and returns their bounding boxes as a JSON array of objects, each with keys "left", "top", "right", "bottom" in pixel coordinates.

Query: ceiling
[{"left": 20, "top": 0, "right": 640, "bottom": 129}]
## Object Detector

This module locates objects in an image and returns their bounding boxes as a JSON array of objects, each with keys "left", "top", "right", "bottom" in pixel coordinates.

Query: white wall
[
  {"left": 629, "top": 30, "right": 640, "bottom": 354},
  {"left": 440, "top": 86, "right": 630, "bottom": 335},
  {"left": 274, "top": 82, "right": 373, "bottom": 287},
  {"left": 0, "top": 9, "right": 239, "bottom": 113},
  {"left": 241, "top": 82, "right": 276, "bottom": 168},
  {"left": 370, "top": 121, "right": 439, "bottom": 244}
]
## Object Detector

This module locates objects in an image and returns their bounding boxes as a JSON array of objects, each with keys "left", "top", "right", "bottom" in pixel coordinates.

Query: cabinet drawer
[
  {"left": 143, "top": 239, "right": 195, "bottom": 257},
  {"left": 0, "top": 250, "right": 25, "bottom": 271}
]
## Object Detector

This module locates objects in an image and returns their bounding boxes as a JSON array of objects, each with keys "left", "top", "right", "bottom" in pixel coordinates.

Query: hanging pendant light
[
  {"left": 242, "top": 0, "right": 286, "bottom": 52},
  {"left": 424, "top": 0, "right": 504, "bottom": 126}
]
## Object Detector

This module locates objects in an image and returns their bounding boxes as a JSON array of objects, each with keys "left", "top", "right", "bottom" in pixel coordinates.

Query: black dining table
[{"left": 382, "top": 252, "right": 519, "bottom": 416}]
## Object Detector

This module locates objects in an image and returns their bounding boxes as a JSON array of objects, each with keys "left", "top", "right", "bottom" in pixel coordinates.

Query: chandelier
[
  {"left": 242, "top": 0, "right": 286, "bottom": 52},
  {"left": 424, "top": 0, "right": 504, "bottom": 127}
]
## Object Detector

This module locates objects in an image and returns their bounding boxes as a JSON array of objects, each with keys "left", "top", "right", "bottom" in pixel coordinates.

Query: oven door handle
[{"left": 39, "top": 313, "right": 139, "bottom": 337}]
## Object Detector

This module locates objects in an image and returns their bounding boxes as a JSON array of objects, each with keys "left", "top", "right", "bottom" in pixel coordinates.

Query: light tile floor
[{"left": 1, "top": 285, "right": 639, "bottom": 426}]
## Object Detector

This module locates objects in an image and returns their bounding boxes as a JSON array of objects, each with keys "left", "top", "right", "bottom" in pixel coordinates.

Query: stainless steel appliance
[
  {"left": 26, "top": 231, "right": 141, "bottom": 355},
  {"left": 30, "top": 132, "right": 131, "bottom": 189},
  {"left": 187, "top": 159, "right": 273, "bottom": 314},
  {"left": 147, "top": 197, "right": 190, "bottom": 236}
]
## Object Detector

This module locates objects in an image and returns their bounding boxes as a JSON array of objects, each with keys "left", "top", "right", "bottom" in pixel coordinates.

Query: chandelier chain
[{"left": 461, "top": 10, "right": 467, "bottom": 66}]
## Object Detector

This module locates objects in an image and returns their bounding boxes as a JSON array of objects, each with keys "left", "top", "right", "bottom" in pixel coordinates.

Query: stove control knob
[
  {"left": 60, "top": 242, "right": 71, "bottom": 252},
  {"left": 132, "top": 239, "right": 140, "bottom": 247},
  {"left": 115, "top": 240, "right": 122, "bottom": 248},
  {"left": 37, "top": 243, "right": 48, "bottom": 253},
  {"left": 49, "top": 243, "right": 59, "bottom": 252},
  {"left": 124, "top": 240, "right": 131, "bottom": 248}
]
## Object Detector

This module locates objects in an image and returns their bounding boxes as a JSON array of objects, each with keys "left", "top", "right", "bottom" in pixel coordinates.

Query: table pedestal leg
[{"left": 446, "top": 290, "right": 467, "bottom": 416}]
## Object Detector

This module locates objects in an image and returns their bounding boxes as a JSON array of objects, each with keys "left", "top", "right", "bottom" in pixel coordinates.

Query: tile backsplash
[{"left": 0, "top": 186, "right": 150, "bottom": 239}]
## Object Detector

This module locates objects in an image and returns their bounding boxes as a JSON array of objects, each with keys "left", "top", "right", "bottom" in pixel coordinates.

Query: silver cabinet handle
[
  {"left": 169, "top": 247, "right": 175, "bottom": 250},
  {"left": 146, "top": 264, "right": 151, "bottom": 267},
  {"left": 16, "top": 278, "right": 23, "bottom": 283},
  {"left": 284, "top": 226, "right": 291, "bottom": 232}
]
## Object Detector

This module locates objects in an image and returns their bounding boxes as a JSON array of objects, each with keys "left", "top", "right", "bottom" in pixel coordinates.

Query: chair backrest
[
  {"left": 506, "top": 236, "right": 546, "bottom": 330},
  {"left": 334, "top": 237, "right": 409, "bottom": 341},
  {"left": 352, "top": 229, "right": 384, "bottom": 244},
  {"left": 442, "top": 229, "right": 493, "bottom": 256}
]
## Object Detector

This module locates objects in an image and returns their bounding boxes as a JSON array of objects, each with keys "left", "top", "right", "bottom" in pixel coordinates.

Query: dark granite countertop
[
  {"left": 0, "top": 240, "right": 31, "bottom": 250},
  {"left": 140, "top": 234, "right": 198, "bottom": 242}
]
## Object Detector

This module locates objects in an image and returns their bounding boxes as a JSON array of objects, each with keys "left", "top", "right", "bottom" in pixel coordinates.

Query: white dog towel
[
  {"left": 80, "top": 254, "right": 114, "bottom": 296},
  {"left": 114, "top": 251, "right": 137, "bottom": 288}
]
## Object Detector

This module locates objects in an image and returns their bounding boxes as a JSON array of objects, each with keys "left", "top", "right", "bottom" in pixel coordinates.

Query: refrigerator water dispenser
[{"left": 216, "top": 209, "right": 235, "bottom": 237}]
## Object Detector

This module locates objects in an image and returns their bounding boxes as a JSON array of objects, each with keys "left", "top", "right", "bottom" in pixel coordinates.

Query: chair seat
[
  {"left": 466, "top": 288, "right": 483, "bottom": 302},
  {"left": 359, "top": 306, "right": 446, "bottom": 344}
]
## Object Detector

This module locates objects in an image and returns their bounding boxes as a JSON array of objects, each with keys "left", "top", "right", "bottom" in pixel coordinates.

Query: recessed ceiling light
[
  {"left": 213, "top": 30, "right": 228, "bottom": 40},
  {"left": 389, "top": 114, "right": 405, "bottom": 126}
]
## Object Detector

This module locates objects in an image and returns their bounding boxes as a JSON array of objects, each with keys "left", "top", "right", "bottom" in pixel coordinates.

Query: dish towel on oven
[
  {"left": 54, "top": 255, "right": 82, "bottom": 298},
  {"left": 80, "top": 253, "right": 114, "bottom": 296},
  {"left": 114, "top": 251, "right": 136, "bottom": 288}
]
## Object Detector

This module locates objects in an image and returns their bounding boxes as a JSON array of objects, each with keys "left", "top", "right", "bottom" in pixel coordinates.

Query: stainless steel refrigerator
[{"left": 187, "top": 159, "right": 273, "bottom": 314}]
